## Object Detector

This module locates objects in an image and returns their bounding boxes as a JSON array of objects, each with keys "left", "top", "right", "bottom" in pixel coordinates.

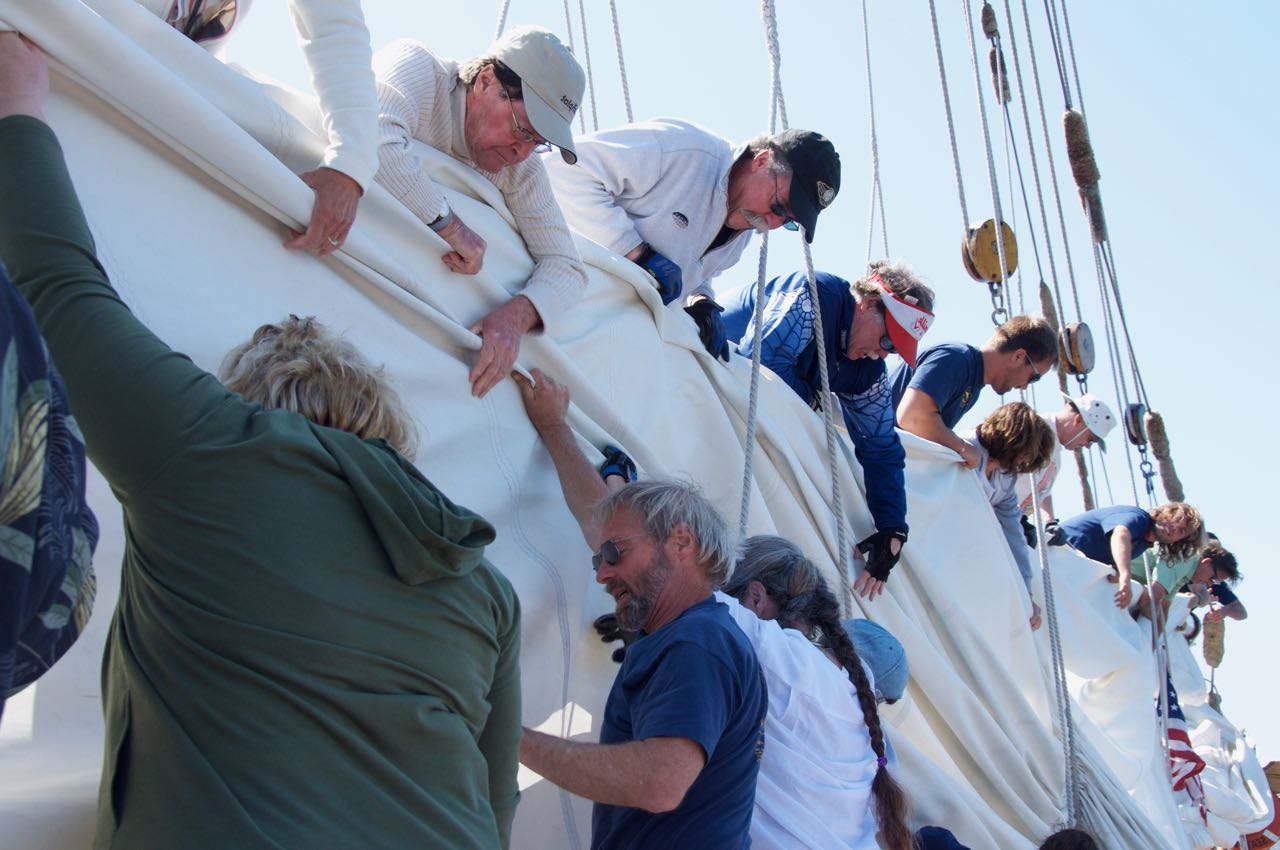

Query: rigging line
[
  {"left": 1003, "top": 109, "right": 1049, "bottom": 312},
  {"left": 1040, "top": 0, "right": 1072, "bottom": 108},
  {"left": 1093, "top": 241, "right": 1142, "bottom": 506},
  {"left": 760, "top": 0, "right": 789, "bottom": 131},
  {"left": 926, "top": 0, "right": 971, "bottom": 235},
  {"left": 608, "top": 0, "right": 634, "bottom": 123},
  {"left": 575, "top": 0, "right": 600, "bottom": 132},
  {"left": 559, "top": 0, "right": 585, "bottom": 134},
  {"left": 1057, "top": 0, "right": 1088, "bottom": 118},
  {"left": 1002, "top": 0, "right": 1068, "bottom": 328},
  {"left": 1099, "top": 244, "right": 1151, "bottom": 407},
  {"left": 492, "top": 0, "right": 512, "bottom": 40},
  {"left": 1090, "top": 441, "right": 1111, "bottom": 506},
  {"left": 1019, "top": 0, "right": 1084, "bottom": 325},
  {"left": 964, "top": 0, "right": 1013, "bottom": 314},
  {"left": 861, "top": 0, "right": 890, "bottom": 263}
]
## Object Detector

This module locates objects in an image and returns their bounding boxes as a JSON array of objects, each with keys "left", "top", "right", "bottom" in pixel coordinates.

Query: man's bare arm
[
  {"left": 1109, "top": 525, "right": 1135, "bottom": 608},
  {"left": 513, "top": 369, "right": 609, "bottom": 549},
  {"left": 895, "top": 389, "right": 980, "bottom": 468},
  {"left": 519, "top": 728, "right": 705, "bottom": 813}
]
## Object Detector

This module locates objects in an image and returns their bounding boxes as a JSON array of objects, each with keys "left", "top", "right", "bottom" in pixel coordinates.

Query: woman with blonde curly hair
[
  {"left": 1051, "top": 500, "right": 1204, "bottom": 610},
  {"left": 962, "top": 401, "right": 1056, "bottom": 630}
]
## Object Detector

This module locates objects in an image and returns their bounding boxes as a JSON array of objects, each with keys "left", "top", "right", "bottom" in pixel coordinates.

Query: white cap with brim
[
  {"left": 1061, "top": 391, "right": 1116, "bottom": 451},
  {"left": 489, "top": 26, "right": 585, "bottom": 164}
]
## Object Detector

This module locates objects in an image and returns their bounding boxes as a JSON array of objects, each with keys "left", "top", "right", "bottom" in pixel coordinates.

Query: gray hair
[
  {"left": 595, "top": 479, "right": 734, "bottom": 586},
  {"left": 744, "top": 132, "right": 792, "bottom": 177},
  {"left": 851, "top": 260, "right": 936, "bottom": 313}
]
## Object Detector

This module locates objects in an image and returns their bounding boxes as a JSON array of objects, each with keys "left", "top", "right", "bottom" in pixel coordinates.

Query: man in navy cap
[{"left": 547, "top": 119, "right": 840, "bottom": 359}]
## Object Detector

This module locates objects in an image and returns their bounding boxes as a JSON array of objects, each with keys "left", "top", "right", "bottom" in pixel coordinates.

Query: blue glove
[
  {"left": 684, "top": 298, "right": 730, "bottom": 361},
  {"left": 636, "top": 246, "right": 683, "bottom": 305}
]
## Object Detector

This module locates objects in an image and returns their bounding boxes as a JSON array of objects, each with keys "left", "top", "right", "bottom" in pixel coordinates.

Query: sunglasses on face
[
  {"left": 502, "top": 88, "right": 553, "bottom": 154},
  {"left": 879, "top": 335, "right": 896, "bottom": 354},
  {"left": 772, "top": 175, "right": 799, "bottom": 232},
  {"left": 591, "top": 534, "right": 648, "bottom": 571},
  {"left": 1026, "top": 355, "right": 1044, "bottom": 384}
]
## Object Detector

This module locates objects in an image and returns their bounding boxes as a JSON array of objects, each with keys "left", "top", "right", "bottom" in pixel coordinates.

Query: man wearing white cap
[
  {"left": 1017, "top": 392, "right": 1116, "bottom": 523},
  {"left": 721, "top": 262, "right": 936, "bottom": 601},
  {"left": 373, "top": 26, "right": 588, "bottom": 397}
]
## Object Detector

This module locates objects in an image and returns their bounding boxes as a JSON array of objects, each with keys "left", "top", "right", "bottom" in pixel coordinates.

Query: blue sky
[{"left": 230, "top": 1, "right": 1279, "bottom": 755}]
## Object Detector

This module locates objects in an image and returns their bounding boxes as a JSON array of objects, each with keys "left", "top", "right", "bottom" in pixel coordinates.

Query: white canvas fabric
[{"left": 0, "top": 3, "right": 1269, "bottom": 849}]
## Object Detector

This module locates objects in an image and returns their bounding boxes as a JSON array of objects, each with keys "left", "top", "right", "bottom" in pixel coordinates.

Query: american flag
[{"left": 1161, "top": 671, "right": 1207, "bottom": 808}]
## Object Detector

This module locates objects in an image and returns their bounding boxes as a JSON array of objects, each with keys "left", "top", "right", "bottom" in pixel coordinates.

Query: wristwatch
[{"left": 427, "top": 197, "right": 452, "bottom": 232}]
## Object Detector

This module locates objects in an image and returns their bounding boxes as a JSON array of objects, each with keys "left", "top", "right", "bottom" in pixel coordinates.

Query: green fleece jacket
[{"left": 0, "top": 116, "right": 521, "bottom": 850}]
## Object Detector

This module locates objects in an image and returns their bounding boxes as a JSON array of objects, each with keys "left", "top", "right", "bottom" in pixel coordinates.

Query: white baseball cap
[
  {"left": 1062, "top": 391, "right": 1116, "bottom": 448},
  {"left": 490, "top": 26, "right": 585, "bottom": 164}
]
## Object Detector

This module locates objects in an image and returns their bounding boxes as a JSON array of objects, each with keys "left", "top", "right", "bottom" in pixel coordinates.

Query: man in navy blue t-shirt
[
  {"left": 720, "top": 263, "right": 935, "bottom": 600},
  {"left": 514, "top": 375, "right": 766, "bottom": 850},
  {"left": 889, "top": 315, "right": 1057, "bottom": 468}
]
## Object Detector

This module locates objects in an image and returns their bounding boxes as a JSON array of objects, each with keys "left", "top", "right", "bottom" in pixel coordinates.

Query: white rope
[
  {"left": 559, "top": 0, "right": 585, "bottom": 134},
  {"left": 1019, "top": 0, "right": 1085, "bottom": 326},
  {"left": 607, "top": 0, "right": 634, "bottom": 123},
  {"left": 739, "top": 233, "right": 771, "bottom": 538},
  {"left": 575, "top": 0, "right": 600, "bottom": 132},
  {"left": 760, "top": 0, "right": 789, "bottom": 128},
  {"left": 860, "top": 0, "right": 890, "bottom": 265},
  {"left": 1057, "top": 0, "right": 1088, "bottom": 117},
  {"left": 926, "top": 0, "right": 971, "bottom": 235},
  {"left": 492, "top": 0, "right": 512, "bottom": 40},
  {"left": 962, "top": 0, "right": 1012, "bottom": 311}
]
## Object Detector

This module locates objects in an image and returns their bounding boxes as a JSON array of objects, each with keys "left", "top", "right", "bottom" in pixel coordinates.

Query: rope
[
  {"left": 1057, "top": 0, "right": 1088, "bottom": 117},
  {"left": 738, "top": 232, "right": 771, "bottom": 537},
  {"left": 575, "top": 0, "right": 600, "bottom": 132},
  {"left": 926, "top": 0, "right": 971, "bottom": 234},
  {"left": 492, "top": 0, "right": 512, "bottom": 40},
  {"left": 1040, "top": 0, "right": 1072, "bottom": 108},
  {"left": 607, "top": 0, "right": 634, "bottom": 123},
  {"left": 1019, "top": 0, "right": 1085, "bottom": 326},
  {"left": 760, "top": 0, "right": 789, "bottom": 129},
  {"left": 559, "top": 0, "right": 585, "bottom": 134},
  {"left": 966, "top": 0, "right": 1012, "bottom": 324},
  {"left": 1145, "top": 411, "right": 1185, "bottom": 502},
  {"left": 861, "top": 0, "right": 890, "bottom": 264}
]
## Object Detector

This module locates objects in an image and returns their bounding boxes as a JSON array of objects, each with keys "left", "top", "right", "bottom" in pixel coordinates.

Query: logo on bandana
[
  {"left": 816, "top": 181, "right": 835, "bottom": 208},
  {"left": 672, "top": 212, "right": 689, "bottom": 229}
]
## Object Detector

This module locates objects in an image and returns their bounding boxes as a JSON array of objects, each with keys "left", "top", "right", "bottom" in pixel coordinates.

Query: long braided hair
[{"left": 722, "top": 536, "right": 912, "bottom": 850}]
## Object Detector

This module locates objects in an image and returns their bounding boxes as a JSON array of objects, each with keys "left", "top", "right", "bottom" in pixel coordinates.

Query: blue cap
[{"left": 843, "top": 618, "right": 908, "bottom": 702}]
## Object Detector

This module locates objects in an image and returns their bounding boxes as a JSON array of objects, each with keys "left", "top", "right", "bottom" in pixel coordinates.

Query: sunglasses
[
  {"left": 502, "top": 88, "right": 553, "bottom": 154},
  {"left": 173, "top": 0, "right": 238, "bottom": 44},
  {"left": 1027, "top": 354, "right": 1044, "bottom": 384},
  {"left": 771, "top": 175, "right": 799, "bottom": 232},
  {"left": 591, "top": 534, "right": 647, "bottom": 571},
  {"left": 879, "top": 335, "right": 895, "bottom": 354}
]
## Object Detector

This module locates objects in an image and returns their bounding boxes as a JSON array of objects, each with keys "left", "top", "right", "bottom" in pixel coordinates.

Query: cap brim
[
  {"left": 884, "top": 311, "right": 920, "bottom": 367},
  {"left": 521, "top": 82, "right": 577, "bottom": 164},
  {"left": 788, "top": 184, "right": 819, "bottom": 243}
]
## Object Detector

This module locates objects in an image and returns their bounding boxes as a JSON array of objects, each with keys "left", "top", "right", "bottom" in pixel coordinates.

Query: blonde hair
[
  {"left": 976, "top": 401, "right": 1055, "bottom": 474},
  {"left": 1148, "top": 502, "right": 1204, "bottom": 563},
  {"left": 219, "top": 316, "right": 417, "bottom": 459}
]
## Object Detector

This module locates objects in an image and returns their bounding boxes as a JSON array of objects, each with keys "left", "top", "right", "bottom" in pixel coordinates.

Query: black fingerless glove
[{"left": 857, "top": 527, "right": 909, "bottom": 582}]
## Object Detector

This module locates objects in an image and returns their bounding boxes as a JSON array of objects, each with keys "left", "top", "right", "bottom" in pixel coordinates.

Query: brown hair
[
  {"left": 850, "top": 260, "right": 936, "bottom": 313},
  {"left": 1038, "top": 828, "right": 1100, "bottom": 850},
  {"left": 219, "top": 316, "right": 417, "bottom": 459},
  {"left": 1148, "top": 502, "right": 1204, "bottom": 564},
  {"left": 722, "top": 536, "right": 912, "bottom": 850},
  {"left": 989, "top": 315, "right": 1058, "bottom": 365},
  {"left": 975, "top": 402, "right": 1055, "bottom": 474},
  {"left": 1199, "top": 541, "right": 1240, "bottom": 584}
]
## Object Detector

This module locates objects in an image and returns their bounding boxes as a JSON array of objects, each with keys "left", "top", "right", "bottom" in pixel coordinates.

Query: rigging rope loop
[{"left": 607, "top": 0, "right": 634, "bottom": 123}]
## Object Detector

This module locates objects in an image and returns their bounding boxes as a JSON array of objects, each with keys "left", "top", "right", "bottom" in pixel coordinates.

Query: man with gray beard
[
  {"left": 545, "top": 121, "right": 840, "bottom": 360},
  {"left": 515, "top": 368, "right": 766, "bottom": 849}
]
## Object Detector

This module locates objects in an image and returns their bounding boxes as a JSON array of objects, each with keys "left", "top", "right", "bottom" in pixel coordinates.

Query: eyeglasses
[
  {"left": 878, "top": 335, "right": 896, "bottom": 355},
  {"left": 771, "top": 174, "right": 799, "bottom": 232},
  {"left": 1026, "top": 355, "right": 1044, "bottom": 385},
  {"left": 591, "top": 534, "right": 648, "bottom": 571},
  {"left": 175, "top": 0, "right": 239, "bottom": 44},
  {"left": 502, "top": 88, "right": 553, "bottom": 154}
]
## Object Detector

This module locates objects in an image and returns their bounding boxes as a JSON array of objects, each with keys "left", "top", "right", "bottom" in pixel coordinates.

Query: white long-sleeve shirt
[
  {"left": 544, "top": 118, "right": 755, "bottom": 303},
  {"left": 963, "top": 434, "right": 1036, "bottom": 593},
  {"left": 286, "top": 0, "right": 380, "bottom": 189},
  {"left": 372, "top": 40, "right": 588, "bottom": 332},
  {"left": 715, "top": 592, "right": 880, "bottom": 850}
]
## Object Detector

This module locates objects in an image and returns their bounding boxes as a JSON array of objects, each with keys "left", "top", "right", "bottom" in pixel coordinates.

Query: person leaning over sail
[
  {"left": 0, "top": 34, "right": 521, "bottom": 848},
  {"left": 720, "top": 262, "right": 936, "bottom": 601},
  {"left": 373, "top": 26, "right": 588, "bottom": 398},
  {"left": 514, "top": 370, "right": 765, "bottom": 849},
  {"left": 1015, "top": 392, "right": 1116, "bottom": 533},
  {"left": 544, "top": 117, "right": 841, "bottom": 360},
  {"left": 889, "top": 315, "right": 1058, "bottom": 468},
  {"left": 1132, "top": 539, "right": 1239, "bottom": 627},
  {"left": 1047, "top": 502, "right": 1204, "bottom": 610},
  {"left": 138, "top": 0, "right": 381, "bottom": 257},
  {"left": 960, "top": 402, "right": 1056, "bottom": 631}
]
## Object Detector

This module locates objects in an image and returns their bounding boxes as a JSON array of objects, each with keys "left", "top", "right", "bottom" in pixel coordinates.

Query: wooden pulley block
[
  {"left": 1060, "top": 322, "right": 1095, "bottom": 375},
  {"left": 961, "top": 219, "right": 1018, "bottom": 283},
  {"left": 1124, "top": 402, "right": 1147, "bottom": 446}
]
